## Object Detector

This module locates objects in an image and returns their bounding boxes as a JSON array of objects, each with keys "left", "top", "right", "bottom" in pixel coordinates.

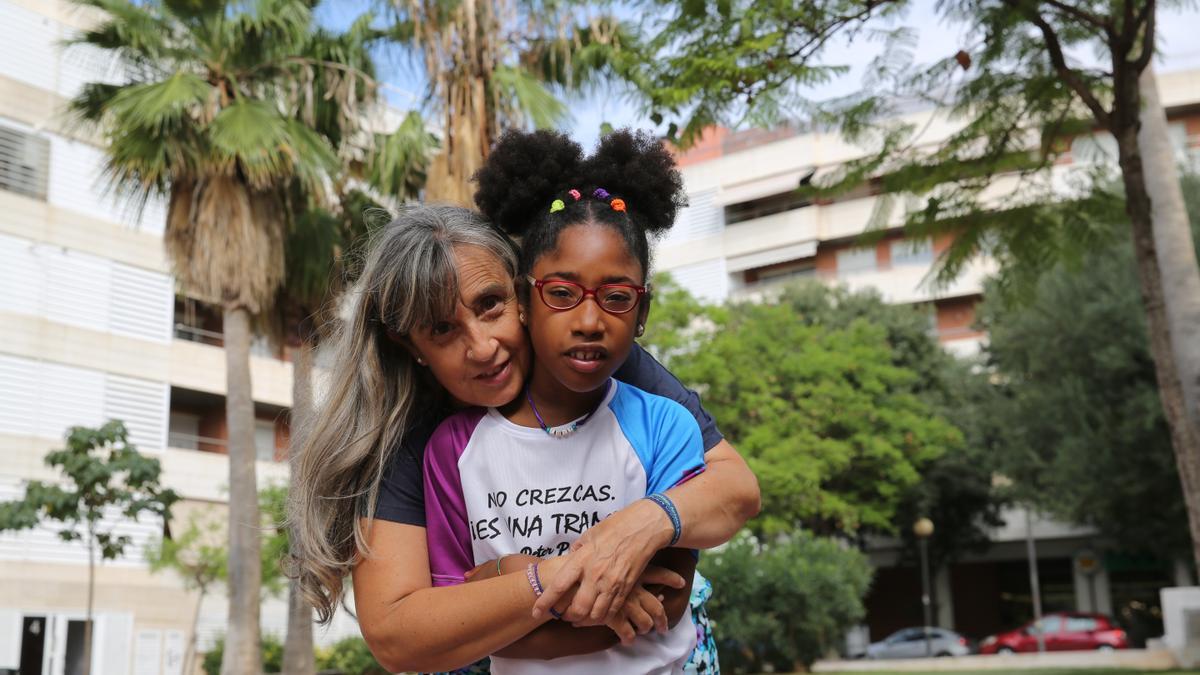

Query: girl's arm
[
  {"left": 353, "top": 519, "right": 687, "bottom": 671},
  {"left": 480, "top": 548, "right": 695, "bottom": 660}
]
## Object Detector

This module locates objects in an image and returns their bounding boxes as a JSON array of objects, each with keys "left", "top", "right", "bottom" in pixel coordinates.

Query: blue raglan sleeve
[
  {"left": 646, "top": 398, "right": 707, "bottom": 495},
  {"left": 611, "top": 384, "right": 707, "bottom": 496}
]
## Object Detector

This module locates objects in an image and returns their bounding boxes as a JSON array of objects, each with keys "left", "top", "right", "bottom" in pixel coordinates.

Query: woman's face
[{"left": 405, "top": 244, "right": 530, "bottom": 407}]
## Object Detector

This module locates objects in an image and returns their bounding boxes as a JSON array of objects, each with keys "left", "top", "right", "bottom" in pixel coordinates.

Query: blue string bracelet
[{"left": 644, "top": 493, "right": 682, "bottom": 546}]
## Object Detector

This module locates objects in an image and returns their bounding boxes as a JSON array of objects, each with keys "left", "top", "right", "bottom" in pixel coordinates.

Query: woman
[{"left": 288, "top": 203, "right": 759, "bottom": 672}]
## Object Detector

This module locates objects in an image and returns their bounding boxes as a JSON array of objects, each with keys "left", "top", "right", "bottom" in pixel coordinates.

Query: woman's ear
[{"left": 386, "top": 328, "right": 428, "bottom": 366}]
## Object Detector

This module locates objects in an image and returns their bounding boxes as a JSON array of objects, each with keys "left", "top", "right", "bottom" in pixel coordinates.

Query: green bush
[
  {"left": 202, "top": 634, "right": 283, "bottom": 674},
  {"left": 700, "top": 530, "right": 872, "bottom": 673},
  {"left": 315, "top": 637, "right": 387, "bottom": 674}
]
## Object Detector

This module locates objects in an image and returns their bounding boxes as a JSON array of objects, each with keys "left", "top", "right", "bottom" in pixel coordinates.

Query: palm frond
[
  {"left": 367, "top": 111, "right": 437, "bottom": 201},
  {"left": 107, "top": 72, "right": 214, "bottom": 134},
  {"left": 492, "top": 64, "right": 568, "bottom": 130}
]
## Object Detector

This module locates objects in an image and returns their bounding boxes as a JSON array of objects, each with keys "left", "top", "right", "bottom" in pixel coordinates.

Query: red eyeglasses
[{"left": 526, "top": 275, "right": 648, "bottom": 315}]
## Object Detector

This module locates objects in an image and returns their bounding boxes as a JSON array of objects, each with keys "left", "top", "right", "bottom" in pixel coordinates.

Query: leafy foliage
[
  {"left": 699, "top": 531, "right": 872, "bottom": 673},
  {"left": 643, "top": 280, "right": 961, "bottom": 535},
  {"left": 0, "top": 421, "right": 178, "bottom": 559},
  {"left": 314, "top": 637, "right": 387, "bottom": 675},
  {"left": 203, "top": 634, "right": 283, "bottom": 675},
  {"left": 974, "top": 176, "right": 1200, "bottom": 559}
]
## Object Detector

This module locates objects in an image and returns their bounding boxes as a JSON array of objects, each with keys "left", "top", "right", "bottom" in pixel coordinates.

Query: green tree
[
  {"left": 67, "top": 2, "right": 375, "bottom": 671},
  {"left": 644, "top": 282, "right": 961, "bottom": 535},
  {"left": 975, "top": 175, "right": 1200, "bottom": 560},
  {"left": 699, "top": 530, "right": 872, "bottom": 673},
  {"left": 637, "top": 0, "right": 1200, "bottom": 568},
  {"left": 0, "top": 421, "right": 178, "bottom": 675},
  {"left": 147, "top": 485, "right": 294, "bottom": 675}
]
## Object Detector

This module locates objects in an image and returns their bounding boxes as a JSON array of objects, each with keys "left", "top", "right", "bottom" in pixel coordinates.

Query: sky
[{"left": 318, "top": 1, "right": 1200, "bottom": 149}]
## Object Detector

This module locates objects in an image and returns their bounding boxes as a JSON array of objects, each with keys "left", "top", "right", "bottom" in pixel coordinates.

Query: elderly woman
[{"left": 289, "top": 205, "right": 759, "bottom": 673}]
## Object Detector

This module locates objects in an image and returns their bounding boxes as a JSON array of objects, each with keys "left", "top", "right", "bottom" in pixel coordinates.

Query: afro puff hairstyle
[{"left": 472, "top": 128, "right": 686, "bottom": 281}]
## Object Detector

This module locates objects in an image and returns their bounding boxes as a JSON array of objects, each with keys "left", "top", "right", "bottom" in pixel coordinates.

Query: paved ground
[{"left": 812, "top": 649, "right": 1183, "bottom": 672}]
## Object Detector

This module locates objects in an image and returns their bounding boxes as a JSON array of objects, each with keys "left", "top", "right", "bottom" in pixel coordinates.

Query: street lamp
[{"left": 913, "top": 517, "right": 935, "bottom": 658}]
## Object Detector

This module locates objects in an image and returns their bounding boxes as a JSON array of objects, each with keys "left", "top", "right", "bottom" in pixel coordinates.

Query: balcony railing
[{"left": 173, "top": 323, "right": 281, "bottom": 359}]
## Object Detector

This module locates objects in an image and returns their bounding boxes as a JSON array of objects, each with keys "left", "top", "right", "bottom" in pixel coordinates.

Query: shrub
[
  {"left": 202, "top": 634, "right": 283, "bottom": 674},
  {"left": 700, "top": 530, "right": 872, "bottom": 673},
  {"left": 315, "top": 637, "right": 387, "bottom": 674}
]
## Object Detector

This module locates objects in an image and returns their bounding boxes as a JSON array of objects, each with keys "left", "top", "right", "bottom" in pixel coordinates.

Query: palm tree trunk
[
  {"left": 283, "top": 337, "right": 316, "bottom": 675},
  {"left": 1114, "top": 66, "right": 1200, "bottom": 572},
  {"left": 221, "top": 306, "right": 263, "bottom": 675}
]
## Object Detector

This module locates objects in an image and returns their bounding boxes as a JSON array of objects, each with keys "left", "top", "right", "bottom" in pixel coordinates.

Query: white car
[{"left": 865, "top": 627, "right": 973, "bottom": 659}]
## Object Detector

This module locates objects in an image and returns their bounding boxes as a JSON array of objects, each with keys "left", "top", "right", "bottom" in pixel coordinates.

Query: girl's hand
[
  {"left": 532, "top": 499, "right": 675, "bottom": 622},
  {"left": 601, "top": 586, "right": 668, "bottom": 645}
]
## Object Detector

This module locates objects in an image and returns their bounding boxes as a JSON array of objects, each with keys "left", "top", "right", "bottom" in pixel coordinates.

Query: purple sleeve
[{"left": 422, "top": 408, "right": 487, "bottom": 587}]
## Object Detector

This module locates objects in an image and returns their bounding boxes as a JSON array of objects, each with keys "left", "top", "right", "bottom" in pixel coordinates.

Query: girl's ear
[{"left": 636, "top": 296, "right": 652, "bottom": 338}]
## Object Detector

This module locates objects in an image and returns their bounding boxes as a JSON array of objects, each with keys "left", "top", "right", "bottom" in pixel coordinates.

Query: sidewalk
[{"left": 812, "top": 649, "right": 1179, "bottom": 672}]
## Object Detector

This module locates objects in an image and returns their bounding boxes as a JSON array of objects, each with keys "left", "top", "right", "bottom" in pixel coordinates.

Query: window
[
  {"left": 756, "top": 261, "right": 816, "bottom": 284},
  {"left": 255, "top": 420, "right": 277, "bottom": 462},
  {"left": 890, "top": 238, "right": 933, "bottom": 267},
  {"left": 1032, "top": 616, "right": 1064, "bottom": 634},
  {"left": 0, "top": 126, "right": 50, "bottom": 200},
  {"left": 836, "top": 247, "right": 877, "bottom": 275},
  {"left": 725, "top": 190, "right": 811, "bottom": 225},
  {"left": 1065, "top": 616, "right": 1097, "bottom": 632}
]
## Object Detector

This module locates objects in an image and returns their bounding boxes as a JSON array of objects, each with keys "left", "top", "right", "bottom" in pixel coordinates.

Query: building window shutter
[{"left": 0, "top": 126, "right": 51, "bottom": 200}]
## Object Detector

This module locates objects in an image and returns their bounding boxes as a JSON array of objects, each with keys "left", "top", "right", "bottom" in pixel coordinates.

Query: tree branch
[
  {"left": 1005, "top": 0, "right": 1112, "bottom": 127},
  {"left": 1041, "top": 0, "right": 1111, "bottom": 31},
  {"left": 1132, "top": 0, "right": 1156, "bottom": 72}
]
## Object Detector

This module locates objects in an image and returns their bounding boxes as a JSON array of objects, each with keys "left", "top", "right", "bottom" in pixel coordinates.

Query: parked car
[
  {"left": 979, "top": 612, "right": 1128, "bottom": 654},
  {"left": 864, "top": 627, "right": 973, "bottom": 659}
]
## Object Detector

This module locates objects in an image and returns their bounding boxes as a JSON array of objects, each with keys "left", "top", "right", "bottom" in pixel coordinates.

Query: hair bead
[
  {"left": 568, "top": 189, "right": 582, "bottom": 201},
  {"left": 549, "top": 199, "right": 565, "bottom": 213},
  {"left": 610, "top": 198, "right": 626, "bottom": 212},
  {"left": 592, "top": 188, "right": 610, "bottom": 200}
]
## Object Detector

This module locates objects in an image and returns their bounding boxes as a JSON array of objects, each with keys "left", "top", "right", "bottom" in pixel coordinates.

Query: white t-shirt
[{"left": 424, "top": 379, "right": 706, "bottom": 675}]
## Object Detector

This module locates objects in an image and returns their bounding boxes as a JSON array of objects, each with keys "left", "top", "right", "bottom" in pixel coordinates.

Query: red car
[{"left": 979, "top": 612, "right": 1128, "bottom": 654}]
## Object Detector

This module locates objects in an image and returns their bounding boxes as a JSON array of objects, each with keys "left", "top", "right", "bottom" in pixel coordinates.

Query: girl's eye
[
  {"left": 602, "top": 290, "right": 633, "bottom": 303},
  {"left": 548, "top": 287, "right": 575, "bottom": 299}
]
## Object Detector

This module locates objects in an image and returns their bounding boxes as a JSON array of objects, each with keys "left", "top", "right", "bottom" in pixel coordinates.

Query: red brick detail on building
[
  {"left": 935, "top": 295, "right": 985, "bottom": 342},
  {"left": 815, "top": 243, "right": 839, "bottom": 279},
  {"left": 672, "top": 127, "right": 729, "bottom": 167}
]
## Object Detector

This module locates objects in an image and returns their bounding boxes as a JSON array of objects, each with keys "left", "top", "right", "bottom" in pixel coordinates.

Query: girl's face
[
  {"left": 525, "top": 223, "right": 646, "bottom": 394},
  {"left": 405, "top": 244, "right": 530, "bottom": 407}
]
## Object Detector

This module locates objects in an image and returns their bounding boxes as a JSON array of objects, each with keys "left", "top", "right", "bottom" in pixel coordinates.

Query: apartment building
[
  {"left": 0, "top": 2, "right": 361, "bottom": 673},
  {"left": 657, "top": 68, "right": 1200, "bottom": 645}
]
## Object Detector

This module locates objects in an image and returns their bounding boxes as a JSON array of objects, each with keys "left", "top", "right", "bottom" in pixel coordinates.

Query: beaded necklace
[{"left": 525, "top": 380, "right": 611, "bottom": 438}]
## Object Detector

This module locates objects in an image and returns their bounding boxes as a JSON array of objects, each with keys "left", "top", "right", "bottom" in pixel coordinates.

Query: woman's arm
[
  {"left": 354, "top": 520, "right": 688, "bottom": 670},
  {"left": 353, "top": 519, "right": 555, "bottom": 672},
  {"left": 534, "top": 439, "right": 760, "bottom": 623}
]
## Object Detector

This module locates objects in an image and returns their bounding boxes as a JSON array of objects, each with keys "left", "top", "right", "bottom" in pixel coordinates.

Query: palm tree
[
  {"left": 66, "top": 1, "right": 371, "bottom": 672},
  {"left": 389, "top": 0, "right": 633, "bottom": 203},
  {"left": 260, "top": 20, "right": 438, "bottom": 672}
]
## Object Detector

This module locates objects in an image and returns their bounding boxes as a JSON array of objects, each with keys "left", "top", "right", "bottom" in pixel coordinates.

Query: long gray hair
[{"left": 287, "top": 204, "right": 518, "bottom": 623}]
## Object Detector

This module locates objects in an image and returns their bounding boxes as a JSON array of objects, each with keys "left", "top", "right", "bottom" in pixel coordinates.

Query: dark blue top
[{"left": 373, "top": 343, "right": 723, "bottom": 527}]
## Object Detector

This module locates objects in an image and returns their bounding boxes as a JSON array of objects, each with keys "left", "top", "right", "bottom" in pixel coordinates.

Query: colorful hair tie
[
  {"left": 549, "top": 199, "right": 565, "bottom": 213},
  {"left": 610, "top": 198, "right": 626, "bottom": 212},
  {"left": 592, "top": 188, "right": 610, "bottom": 200},
  {"left": 568, "top": 189, "right": 582, "bottom": 201}
]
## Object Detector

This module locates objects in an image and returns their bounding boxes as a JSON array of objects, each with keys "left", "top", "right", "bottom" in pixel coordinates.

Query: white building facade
[{"left": 0, "top": 2, "right": 361, "bottom": 674}]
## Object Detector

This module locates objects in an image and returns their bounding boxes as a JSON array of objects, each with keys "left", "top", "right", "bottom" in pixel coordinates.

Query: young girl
[{"left": 422, "top": 129, "right": 707, "bottom": 674}]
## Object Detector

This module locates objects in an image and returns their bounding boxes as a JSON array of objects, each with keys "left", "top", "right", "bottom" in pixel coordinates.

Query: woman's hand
[{"left": 532, "top": 499, "right": 677, "bottom": 623}]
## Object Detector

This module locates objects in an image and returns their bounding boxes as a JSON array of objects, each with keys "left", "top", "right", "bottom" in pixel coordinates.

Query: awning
[
  {"left": 713, "top": 167, "right": 816, "bottom": 206},
  {"left": 726, "top": 240, "right": 818, "bottom": 273}
]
